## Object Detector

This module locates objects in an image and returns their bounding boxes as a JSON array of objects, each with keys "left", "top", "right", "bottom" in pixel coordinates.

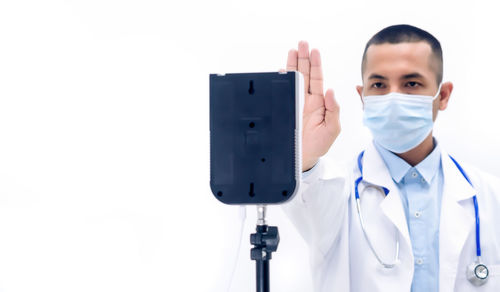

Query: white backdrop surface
[{"left": 0, "top": 0, "right": 499, "bottom": 291}]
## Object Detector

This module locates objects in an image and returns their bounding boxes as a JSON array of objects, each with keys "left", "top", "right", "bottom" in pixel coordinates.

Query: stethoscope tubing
[{"left": 449, "top": 155, "right": 481, "bottom": 258}]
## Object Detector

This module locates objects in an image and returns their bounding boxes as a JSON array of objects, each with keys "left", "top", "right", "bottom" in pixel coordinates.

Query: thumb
[
  {"left": 324, "top": 89, "right": 339, "bottom": 113},
  {"left": 324, "top": 89, "right": 341, "bottom": 133}
]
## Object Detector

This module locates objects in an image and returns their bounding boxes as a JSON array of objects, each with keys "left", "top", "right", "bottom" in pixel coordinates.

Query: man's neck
[{"left": 396, "top": 134, "right": 435, "bottom": 167}]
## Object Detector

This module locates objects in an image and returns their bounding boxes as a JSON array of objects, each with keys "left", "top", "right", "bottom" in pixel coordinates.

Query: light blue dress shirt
[{"left": 374, "top": 139, "right": 443, "bottom": 292}]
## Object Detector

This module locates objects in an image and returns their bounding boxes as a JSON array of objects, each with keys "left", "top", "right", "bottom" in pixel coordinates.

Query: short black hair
[{"left": 361, "top": 24, "right": 443, "bottom": 85}]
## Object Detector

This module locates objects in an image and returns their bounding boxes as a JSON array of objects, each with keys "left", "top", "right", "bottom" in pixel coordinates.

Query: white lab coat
[{"left": 282, "top": 141, "right": 500, "bottom": 292}]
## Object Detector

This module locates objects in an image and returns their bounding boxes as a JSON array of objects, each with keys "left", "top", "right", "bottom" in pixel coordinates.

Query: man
[{"left": 282, "top": 24, "right": 500, "bottom": 292}]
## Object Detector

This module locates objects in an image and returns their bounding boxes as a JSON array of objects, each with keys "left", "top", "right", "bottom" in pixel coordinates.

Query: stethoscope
[{"left": 354, "top": 151, "right": 489, "bottom": 286}]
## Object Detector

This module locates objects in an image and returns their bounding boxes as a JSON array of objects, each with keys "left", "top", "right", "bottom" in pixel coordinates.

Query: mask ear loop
[{"left": 433, "top": 83, "right": 443, "bottom": 100}]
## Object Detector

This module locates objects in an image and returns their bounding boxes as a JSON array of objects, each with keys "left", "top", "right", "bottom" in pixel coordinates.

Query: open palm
[{"left": 286, "top": 41, "right": 341, "bottom": 171}]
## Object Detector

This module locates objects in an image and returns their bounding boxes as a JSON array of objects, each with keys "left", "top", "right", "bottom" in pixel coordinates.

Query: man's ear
[
  {"left": 438, "top": 81, "right": 453, "bottom": 110},
  {"left": 356, "top": 85, "right": 364, "bottom": 105}
]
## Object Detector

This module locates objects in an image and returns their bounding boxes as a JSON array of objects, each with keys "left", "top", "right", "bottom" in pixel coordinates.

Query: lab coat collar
[
  {"left": 361, "top": 141, "right": 412, "bottom": 250},
  {"left": 439, "top": 148, "right": 476, "bottom": 290},
  {"left": 440, "top": 148, "right": 476, "bottom": 202},
  {"left": 362, "top": 140, "right": 398, "bottom": 191}
]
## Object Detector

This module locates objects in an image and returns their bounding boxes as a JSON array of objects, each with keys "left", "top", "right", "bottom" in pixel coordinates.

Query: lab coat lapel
[
  {"left": 361, "top": 142, "right": 412, "bottom": 249},
  {"left": 439, "top": 151, "right": 476, "bottom": 291}
]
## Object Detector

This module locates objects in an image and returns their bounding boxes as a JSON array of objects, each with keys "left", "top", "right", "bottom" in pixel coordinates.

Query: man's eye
[
  {"left": 406, "top": 81, "right": 420, "bottom": 87},
  {"left": 371, "top": 82, "right": 384, "bottom": 89}
]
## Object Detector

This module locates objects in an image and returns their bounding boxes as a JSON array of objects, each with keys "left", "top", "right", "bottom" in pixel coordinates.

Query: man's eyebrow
[
  {"left": 368, "top": 74, "right": 388, "bottom": 80},
  {"left": 401, "top": 72, "right": 425, "bottom": 80}
]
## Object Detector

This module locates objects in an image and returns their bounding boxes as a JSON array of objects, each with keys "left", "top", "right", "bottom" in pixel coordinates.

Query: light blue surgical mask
[{"left": 362, "top": 84, "right": 442, "bottom": 153}]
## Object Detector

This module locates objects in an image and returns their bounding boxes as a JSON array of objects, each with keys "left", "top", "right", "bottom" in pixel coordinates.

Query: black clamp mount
[{"left": 250, "top": 205, "right": 280, "bottom": 292}]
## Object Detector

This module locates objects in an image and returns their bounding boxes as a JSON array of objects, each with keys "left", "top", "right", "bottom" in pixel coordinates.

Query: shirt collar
[{"left": 373, "top": 138, "right": 442, "bottom": 184}]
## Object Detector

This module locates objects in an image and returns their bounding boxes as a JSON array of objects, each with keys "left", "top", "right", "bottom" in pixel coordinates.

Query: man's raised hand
[{"left": 286, "top": 41, "right": 341, "bottom": 171}]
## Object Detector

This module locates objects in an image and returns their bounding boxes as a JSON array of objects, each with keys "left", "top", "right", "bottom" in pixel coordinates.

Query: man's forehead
[{"left": 363, "top": 41, "right": 435, "bottom": 78}]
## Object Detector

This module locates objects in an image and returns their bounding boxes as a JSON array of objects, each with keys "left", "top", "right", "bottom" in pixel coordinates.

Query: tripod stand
[{"left": 250, "top": 205, "right": 280, "bottom": 292}]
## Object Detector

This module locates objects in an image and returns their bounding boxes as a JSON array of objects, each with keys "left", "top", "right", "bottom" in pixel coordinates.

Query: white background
[{"left": 0, "top": 0, "right": 499, "bottom": 291}]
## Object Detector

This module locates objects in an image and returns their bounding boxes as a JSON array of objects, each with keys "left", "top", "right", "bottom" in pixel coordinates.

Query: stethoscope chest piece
[{"left": 467, "top": 261, "right": 489, "bottom": 286}]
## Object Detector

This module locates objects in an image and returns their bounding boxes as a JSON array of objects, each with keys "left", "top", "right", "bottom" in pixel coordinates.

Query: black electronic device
[{"left": 209, "top": 71, "right": 303, "bottom": 205}]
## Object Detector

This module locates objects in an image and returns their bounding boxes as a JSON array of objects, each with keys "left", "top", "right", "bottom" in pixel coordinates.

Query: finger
[
  {"left": 297, "top": 41, "right": 310, "bottom": 94},
  {"left": 309, "top": 49, "right": 324, "bottom": 95},
  {"left": 278, "top": 68, "right": 286, "bottom": 73},
  {"left": 324, "top": 89, "right": 341, "bottom": 134},
  {"left": 286, "top": 49, "right": 298, "bottom": 71}
]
